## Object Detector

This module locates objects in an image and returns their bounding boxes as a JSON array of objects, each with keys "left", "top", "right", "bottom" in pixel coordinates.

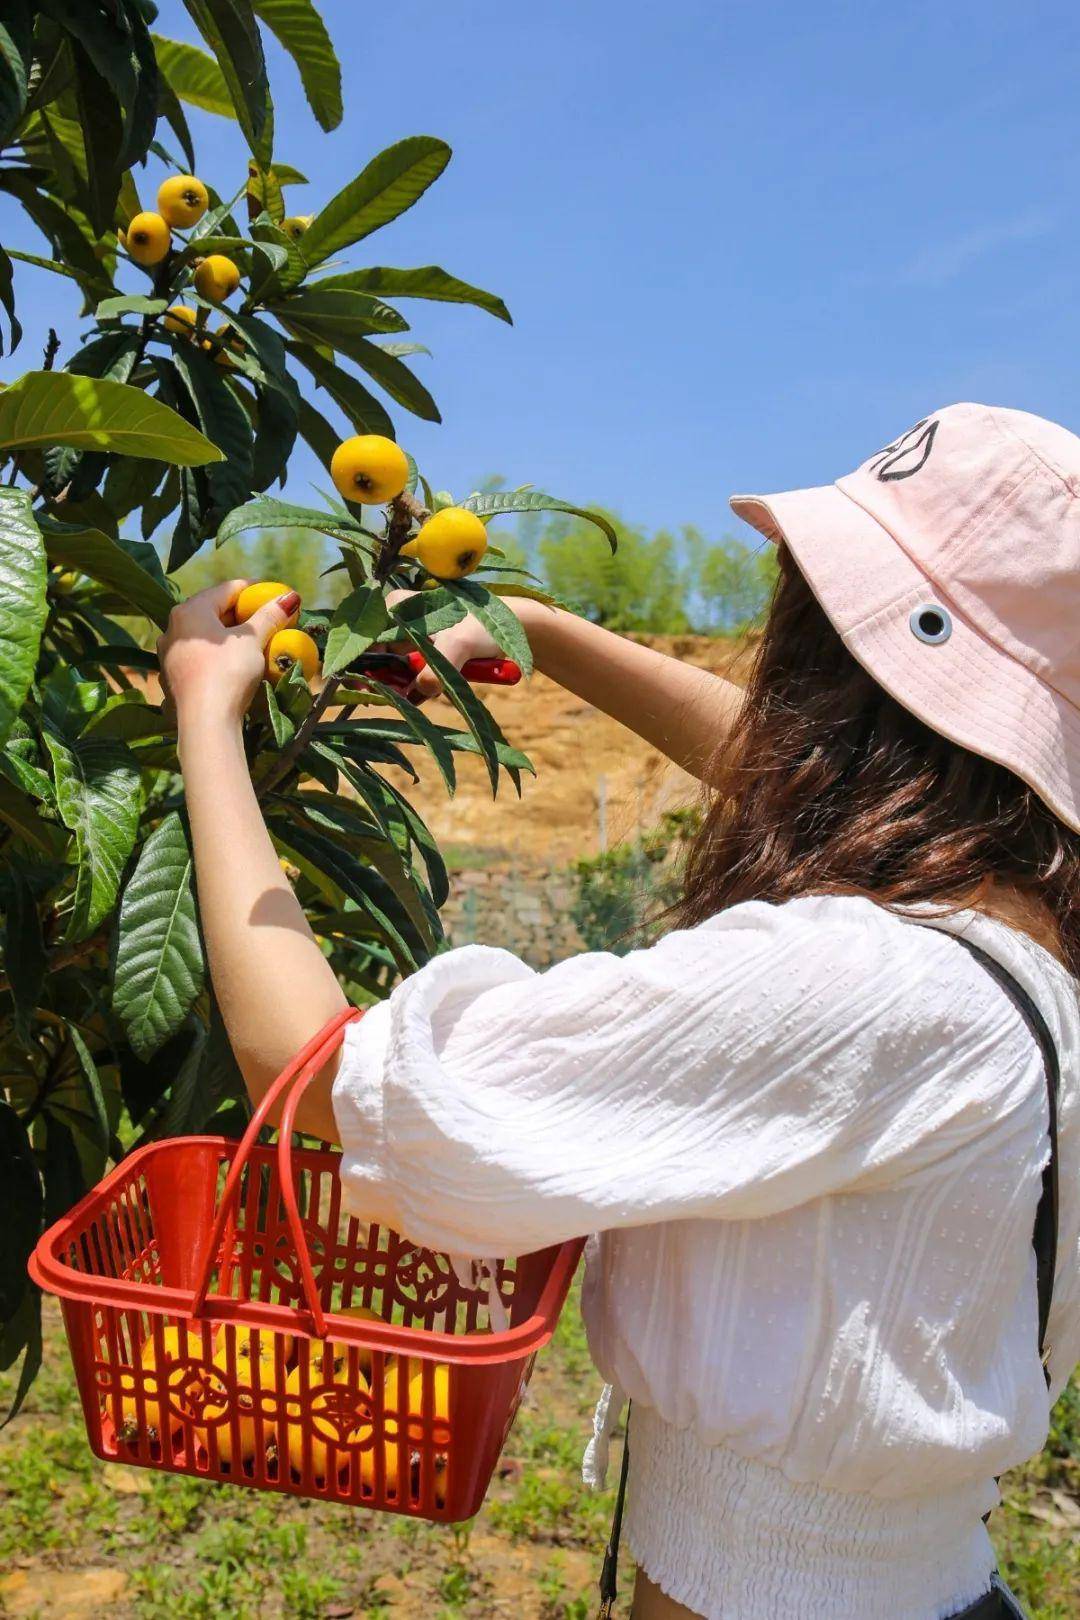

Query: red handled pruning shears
[{"left": 345, "top": 648, "right": 522, "bottom": 693}]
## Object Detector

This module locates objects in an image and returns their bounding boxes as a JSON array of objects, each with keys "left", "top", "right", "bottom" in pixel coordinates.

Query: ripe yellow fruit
[
  {"left": 194, "top": 254, "right": 241, "bottom": 303},
  {"left": 195, "top": 1333, "right": 293, "bottom": 1467},
  {"left": 358, "top": 1436, "right": 401, "bottom": 1495},
  {"left": 400, "top": 508, "right": 488, "bottom": 579},
  {"left": 157, "top": 174, "right": 209, "bottom": 228},
  {"left": 285, "top": 1355, "right": 370, "bottom": 1481},
  {"left": 329, "top": 434, "right": 409, "bottom": 505},
  {"left": 266, "top": 629, "right": 320, "bottom": 686},
  {"left": 233, "top": 580, "right": 298, "bottom": 627},
  {"left": 116, "top": 1326, "right": 203, "bottom": 1444},
  {"left": 281, "top": 214, "right": 313, "bottom": 242},
  {"left": 163, "top": 304, "right": 197, "bottom": 337},
  {"left": 382, "top": 1357, "right": 450, "bottom": 1445},
  {"left": 125, "top": 211, "right": 171, "bottom": 266}
]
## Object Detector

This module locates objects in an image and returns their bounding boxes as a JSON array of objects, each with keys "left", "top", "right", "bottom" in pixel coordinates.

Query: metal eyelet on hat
[{"left": 909, "top": 604, "right": 952, "bottom": 645}]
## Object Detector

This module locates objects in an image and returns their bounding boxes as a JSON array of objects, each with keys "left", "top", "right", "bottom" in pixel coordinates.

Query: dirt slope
[{"left": 383, "top": 634, "right": 749, "bottom": 867}]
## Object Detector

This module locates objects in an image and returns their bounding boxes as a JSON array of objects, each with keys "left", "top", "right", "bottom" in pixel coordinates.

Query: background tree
[{"left": 0, "top": 0, "right": 612, "bottom": 1414}]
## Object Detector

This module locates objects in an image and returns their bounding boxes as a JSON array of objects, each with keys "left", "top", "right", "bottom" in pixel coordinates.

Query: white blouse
[{"left": 332, "top": 896, "right": 1080, "bottom": 1619}]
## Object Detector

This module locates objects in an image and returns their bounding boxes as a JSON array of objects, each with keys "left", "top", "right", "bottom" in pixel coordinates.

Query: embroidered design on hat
[{"left": 868, "top": 419, "right": 940, "bottom": 482}]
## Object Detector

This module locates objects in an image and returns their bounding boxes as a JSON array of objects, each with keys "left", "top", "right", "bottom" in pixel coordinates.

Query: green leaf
[
  {"left": 310, "top": 264, "right": 511, "bottom": 324},
  {"left": 397, "top": 626, "right": 506, "bottom": 793},
  {"left": 0, "top": 490, "right": 46, "bottom": 749},
  {"left": 152, "top": 33, "right": 234, "bottom": 118},
  {"left": 168, "top": 345, "right": 254, "bottom": 520},
  {"left": 0, "top": 1098, "right": 39, "bottom": 1321},
  {"left": 0, "top": 249, "right": 22, "bottom": 357},
  {"left": 72, "top": 39, "right": 124, "bottom": 236},
  {"left": 0, "top": 171, "right": 113, "bottom": 306},
  {"left": 296, "top": 137, "right": 452, "bottom": 278},
  {"left": 4, "top": 248, "right": 79, "bottom": 284},
  {"left": 95, "top": 293, "right": 168, "bottom": 319},
  {"left": 215, "top": 495, "right": 364, "bottom": 549},
  {"left": 335, "top": 680, "right": 458, "bottom": 795},
  {"left": 271, "top": 285, "right": 408, "bottom": 338},
  {"left": 0, "top": 372, "right": 225, "bottom": 465},
  {"left": 156, "top": 71, "right": 197, "bottom": 172},
  {"left": 348, "top": 339, "right": 440, "bottom": 422},
  {"left": 246, "top": 216, "right": 305, "bottom": 299},
  {"left": 461, "top": 489, "right": 618, "bottom": 552},
  {"left": 321, "top": 583, "right": 389, "bottom": 678},
  {"left": 249, "top": 379, "right": 298, "bottom": 491},
  {"left": 385, "top": 586, "right": 467, "bottom": 640},
  {"left": 295, "top": 396, "right": 340, "bottom": 474},
  {"left": 114, "top": 812, "right": 205, "bottom": 1060},
  {"left": 251, "top": 0, "right": 341, "bottom": 132},
  {"left": 0, "top": 1287, "right": 42, "bottom": 1425},
  {"left": 0, "top": 0, "right": 32, "bottom": 151},
  {"left": 1, "top": 869, "right": 46, "bottom": 1047},
  {"left": 443, "top": 578, "right": 533, "bottom": 675},
  {"left": 286, "top": 343, "right": 396, "bottom": 439},
  {"left": 43, "top": 733, "right": 141, "bottom": 940},
  {"left": 38, "top": 514, "right": 176, "bottom": 629},
  {"left": 182, "top": 0, "right": 272, "bottom": 163},
  {"left": 268, "top": 816, "right": 430, "bottom": 970},
  {"left": 47, "top": 1023, "right": 111, "bottom": 1188},
  {"left": 43, "top": 333, "right": 141, "bottom": 493}
]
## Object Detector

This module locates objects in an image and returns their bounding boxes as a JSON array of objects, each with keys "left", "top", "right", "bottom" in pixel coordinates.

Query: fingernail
[{"left": 278, "top": 590, "right": 301, "bottom": 615}]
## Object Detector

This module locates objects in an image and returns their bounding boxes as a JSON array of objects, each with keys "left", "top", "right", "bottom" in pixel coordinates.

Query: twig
[
  {"left": 255, "top": 676, "right": 343, "bottom": 800},
  {"left": 377, "top": 489, "right": 432, "bottom": 582},
  {"left": 42, "top": 328, "right": 60, "bottom": 371}
]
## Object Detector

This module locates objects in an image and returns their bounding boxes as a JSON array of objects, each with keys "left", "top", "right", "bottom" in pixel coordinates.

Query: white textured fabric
[{"left": 332, "top": 895, "right": 1080, "bottom": 1618}]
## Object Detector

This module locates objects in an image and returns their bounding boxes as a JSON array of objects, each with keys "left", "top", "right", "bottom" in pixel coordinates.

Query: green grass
[{"left": 0, "top": 1291, "right": 1075, "bottom": 1618}]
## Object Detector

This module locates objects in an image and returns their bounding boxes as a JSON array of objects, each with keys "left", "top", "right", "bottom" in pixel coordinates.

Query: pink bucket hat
[{"left": 731, "top": 402, "right": 1080, "bottom": 833}]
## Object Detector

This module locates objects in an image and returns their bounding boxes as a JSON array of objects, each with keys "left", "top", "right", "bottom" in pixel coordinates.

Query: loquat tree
[{"left": 0, "top": 0, "right": 614, "bottom": 1412}]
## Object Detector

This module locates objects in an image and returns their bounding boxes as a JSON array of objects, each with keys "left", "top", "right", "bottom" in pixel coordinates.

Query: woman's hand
[
  {"left": 385, "top": 588, "right": 514, "bottom": 702},
  {"left": 157, "top": 578, "right": 301, "bottom": 725}
]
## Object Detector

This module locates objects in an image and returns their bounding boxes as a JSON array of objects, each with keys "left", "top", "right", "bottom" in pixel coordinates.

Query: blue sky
[{"left": 4, "top": 0, "right": 1080, "bottom": 541}]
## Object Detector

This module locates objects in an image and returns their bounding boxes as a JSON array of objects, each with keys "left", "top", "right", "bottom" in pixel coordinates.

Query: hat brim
[{"left": 730, "top": 483, "right": 1080, "bottom": 834}]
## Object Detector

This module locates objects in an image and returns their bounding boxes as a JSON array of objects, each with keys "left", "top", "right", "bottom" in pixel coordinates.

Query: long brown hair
[{"left": 677, "top": 547, "right": 1080, "bottom": 976}]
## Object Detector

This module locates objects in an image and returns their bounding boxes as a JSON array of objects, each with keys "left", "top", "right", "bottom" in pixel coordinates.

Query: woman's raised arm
[
  {"left": 411, "top": 597, "right": 744, "bottom": 780},
  {"left": 159, "top": 581, "right": 348, "bottom": 1139}
]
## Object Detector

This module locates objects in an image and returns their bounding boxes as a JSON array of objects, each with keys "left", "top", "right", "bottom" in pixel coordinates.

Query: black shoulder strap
[
  {"left": 933, "top": 931, "right": 1060, "bottom": 1388},
  {"left": 598, "top": 1406, "right": 630, "bottom": 1619}
]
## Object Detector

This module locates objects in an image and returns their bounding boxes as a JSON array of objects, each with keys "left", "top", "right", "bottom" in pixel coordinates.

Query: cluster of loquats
[
  {"left": 232, "top": 581, "right": 320, "bottom": 687},
  {"left": 122, "top": 173, "right": 245, "bottom": 365},
  {"left": 116, "top": 1310, "right": 449, "bottom": 1498},
  {"left": 224, "top": 434, "right": 494, "bottom": 702},
  {"left": 329, "top": 434, "right": 490, "bottom": 578}
]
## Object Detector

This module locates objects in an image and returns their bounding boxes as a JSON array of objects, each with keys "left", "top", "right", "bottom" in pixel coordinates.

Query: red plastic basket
[{"left": 29, "top": 1007, "right": 583, "bottom": 1520}]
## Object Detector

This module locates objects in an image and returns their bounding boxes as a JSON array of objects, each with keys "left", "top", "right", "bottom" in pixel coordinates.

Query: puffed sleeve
[{"left": 331, "top": 895, "right": 1044, "bottom": 1257}]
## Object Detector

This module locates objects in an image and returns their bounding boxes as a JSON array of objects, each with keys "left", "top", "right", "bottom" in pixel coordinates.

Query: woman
[{"left": 160, "top": 401, "right": 1079, "bottom": 1620}]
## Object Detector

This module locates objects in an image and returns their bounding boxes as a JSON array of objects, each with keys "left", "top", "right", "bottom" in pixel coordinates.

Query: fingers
[
  {"left": 409, "top": 665, "right": 443, "bottom": 703},
  {"left": 189, "top": 578, "right": 251, "bottom": 623},
  {"left": 240, "top": 588, "right": 301, "bottom": 648}
]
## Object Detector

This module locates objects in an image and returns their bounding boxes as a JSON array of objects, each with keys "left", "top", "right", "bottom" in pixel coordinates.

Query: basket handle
[{"left": 191, "top": 1004, "right": 363, "bottom": 1335}]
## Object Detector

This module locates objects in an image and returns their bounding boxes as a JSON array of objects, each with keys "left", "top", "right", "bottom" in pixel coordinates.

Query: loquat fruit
[
  {"left": 266, "top": 629, "right": 320, "bottom": 686},
  {"left": 233, "top": 580, "right": 299, "bottom": 627},
  {"left": 281, "top": 214, "right": 313, "bottom": 242},
  {"left": 400, "top": 508, "right": 488, "bottom": 579},
  {"left": 157, "top": 174, "right": 209, "bottom": 228},
  {"left": 163, "top": 304, "right": 197, "bottom": 337},
  {"left": 194, "top": 254, "right": 241, "bottom": 303},
  {"left": 125, "top": 211, "right": 171, "bottom": 266},
  {"left": 329, "top": 434, "right": 409, "bottom": 505}
]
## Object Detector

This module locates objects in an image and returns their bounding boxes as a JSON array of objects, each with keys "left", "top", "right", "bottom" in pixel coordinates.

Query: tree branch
[{"left": 255, "top": 676, "right": 342, "bottom": 801}]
